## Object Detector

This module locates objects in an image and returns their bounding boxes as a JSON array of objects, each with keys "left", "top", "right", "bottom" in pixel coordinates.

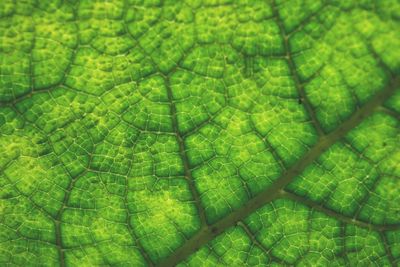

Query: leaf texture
[{"left": 0, "top": 0, "right": 399, "bottom": 266}]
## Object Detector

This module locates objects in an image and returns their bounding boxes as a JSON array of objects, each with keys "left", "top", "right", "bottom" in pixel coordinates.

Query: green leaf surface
[{"left": 1, "top": 0, "right": 399, "bottom": 266}]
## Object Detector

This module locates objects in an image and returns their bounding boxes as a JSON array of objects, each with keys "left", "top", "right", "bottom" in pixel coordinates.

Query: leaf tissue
[{"left": 0, "top": 0, "right": 399, "bottom": 266}]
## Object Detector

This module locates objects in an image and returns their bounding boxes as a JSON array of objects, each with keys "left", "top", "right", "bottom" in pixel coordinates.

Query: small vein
[
  {"left": 163, "top": 75, "right": 208, "bottom": 227},
  {"left": 271, "top": 0, "right": 325, "bottom": 137},
  {"left": 376, "top": 106, "right": 400, "bottom": 120},
  {"left": 237, "top": 221, "right": 289, "bottom": 265},
  {"left": 380, "top": 232, "right": 397, "bottom": 267},
  {"left": 280, "top": 191, "right": 400, "bottom": 232}
]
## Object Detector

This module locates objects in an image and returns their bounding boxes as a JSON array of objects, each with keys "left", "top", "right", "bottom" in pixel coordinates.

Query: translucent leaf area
[{"left": 0, "top": 0, "right": 399, "bottom": 266}]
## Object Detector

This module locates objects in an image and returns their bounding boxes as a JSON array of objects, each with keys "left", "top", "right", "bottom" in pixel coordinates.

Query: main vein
[{"left": 156, "top": 75, "right": 399, "bottom": 267}]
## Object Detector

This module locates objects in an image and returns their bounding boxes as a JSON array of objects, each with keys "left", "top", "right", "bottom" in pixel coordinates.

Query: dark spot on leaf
[
  {"left": 211, "top": 227, "right": 218, "bottom": 234},
  {"left": 382, "top": 142, "right": 387, "bottom": 147}
]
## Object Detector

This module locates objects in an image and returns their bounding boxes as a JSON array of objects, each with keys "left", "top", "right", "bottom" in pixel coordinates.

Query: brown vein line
[
  {"left": 249, "top": 118, "right": 287, "bottom": 172},
  {"left": 121, "top": 135, "right": 155, "bottom": 265},
  {"left": 376, "top": 106, "right": 400, "bottom": 120},
  {"left": 8, "top": 105, "right": 75, "bottom": 267},
  {"left": 380, "top": 232, "right": 397, "bottom": 267},
  {"left": 123, "top": 184, "right": 155, "bottom": 266},
  {"left": 156, "top": 75, "right": 399, "bottom": 267},
  {"left": 163, "top": 75, "right": 208, "bottom": 227},
  {"left": 280, "top": 191, "right": 400, "bottom": 232},
  {"left": 237, "top": 221, "right": 289, "bottom": 265},
  {"left": 2, "top": 172, "right": 55, "bottom": 221},
  {"left": 54, "top": 175, "right": 81, "bottom": 267},
  {"left": 271, "top": 0, "right": 325, "bottom": 136},
  {"left": 54, "top": 184, "right": 71, "bottom": 267},
  {"left": 54, "top": 154, "right": 93, "bottom": 267}
]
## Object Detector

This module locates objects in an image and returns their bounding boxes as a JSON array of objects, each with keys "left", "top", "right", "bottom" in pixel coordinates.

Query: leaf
[{"left": 0, "top": 0, "right": 399, "bottom": 266}]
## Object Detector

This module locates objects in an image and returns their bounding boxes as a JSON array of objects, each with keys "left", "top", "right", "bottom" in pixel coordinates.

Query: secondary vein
[
  {"left": 271, "top": 0, "right": 326, "bottom": 136},
  {"left": 280, "top": 191, "right": 400, "bottom": 232},
  {"left": 163, "top": 75, "right": 208, "bottom": 227}
]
